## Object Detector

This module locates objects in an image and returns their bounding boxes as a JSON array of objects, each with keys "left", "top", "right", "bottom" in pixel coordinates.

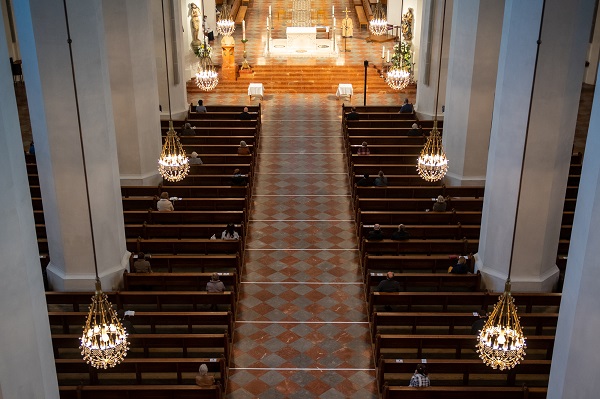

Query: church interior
[{"left": 2, "top": 0, "right": 600, "bottom": 398}]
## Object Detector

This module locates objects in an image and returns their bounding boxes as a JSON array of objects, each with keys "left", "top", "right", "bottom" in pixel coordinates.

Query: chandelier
[
  {"left": 476, "top": 281, "right": 526, "bottom": 370},
  {"left": 217, "top": 1, "right": 235, "bottom": 36},
  {"left": 159, "top": 121, "right": 190, "bottom": 182},
  {"left": 61, "top": 0, "right": 129, "bottom": 369},
  {"left": 417, "top": 123, "right": 448, "bottom": 181},
  {"left": 195, "top": 49, "right": 219, "bottom": 91},
  {"left": 370, "top": 0, "right": 388, "bottom": 36},
  {"left": 80, "top": 280, "right": 129, "bottom": 369},
  {"left": 417, "top": 0, "right": 448, "bottom": 182},
  {"left": 386, "top": 0, "right": 411, "bottom": 90}
]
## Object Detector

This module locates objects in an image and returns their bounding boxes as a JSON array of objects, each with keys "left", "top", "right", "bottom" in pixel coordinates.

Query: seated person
[
  {"left": 195, "top": 364, "right": 216, "bottom": 387},
  {"left": 238, "top": 140, "right": 251, "bottom": 155},
  {"left": 432, "top": 195, "right": 447, "bottom": 212},
  {"left": 189, "top": 151, "right": 203, "bottom": 165},
  {"left": 346, "top": 107, "right": 360, "bottom": 120},
  {"left": 356, "top": 173, "right": 372, "bottom": 187},
  {"left": 374, "top": 170, "right": 388, "bottom": 187},
  {"left": 408, "top": 123, "right": 422, "bottom": 136},
  {"left": 399, "top": 98, "right": 414, "bottom": 113},
  {"left": 357, "top": 141, "right": 370, "bottom": 155},
  {"left": 206, "top": 272, "right": 225, "bottom": 293},
  {"left": 409, "top": 364, "right": 430, "bottom": 387},
  {"left": 376, "top": 271, "right": 400, "bottom": 292},
  {"left": 239, "top": 106, "right": 252, "bottom": 120},
  {"left": 231, "top": 168, "right": 247, "bottom": 186},
  {"left": 449, "top": 256, "right": 469, "bottom": 274},
  {"left": 181, "top": 122, "right": 195, "bottom": 136},
  {"left": 133, "top": 252, "right": 152, "bottom": 273},
  {"left": 471, "top": 310, "right": 488, "bottom": 335},
  {"left": 196, "top": 99, "right": 207, "bottom": 113},
  {"left": 221, "top": 223, "right": 240, "bottom": 240},
  {"left": 117, "top": 309, "right": 136, "bottom": 334},
  {"left": 29, "top": 141, "right": 35, "bottom": 155},
  {"left": 367, "top": 224, "right": 384, "bottom": 240},
  {"left": 157, "top": 191, "right": 174, "bottom": 212},
  {"left": 391, "top": 224, "right": 410, "bottom": 240}
]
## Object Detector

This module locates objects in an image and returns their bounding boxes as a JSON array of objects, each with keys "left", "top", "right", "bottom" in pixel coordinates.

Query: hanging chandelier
[
  {"left": 217, "top": 1, "right": 235, "bottom": 36},
  {"left": 195, "top": 49, "right": 219, "bottom": 91},
  {"left": 476, "top": 281, "right": 526, "bottom": 370},
  {"left": 80, "top": 280, "right": 129, "bottom": 369},
  {"left": 386, "top": 66, "right": 411, "bottom": 90},
  {"left": 417, "top": 0, "right": 448, "bottom": 182},
  {"left": 417, "top": 123, "right": 448, "bottom": 181},
  {"left": 370, "top": 0, "right": 388, "bottom": 36},
  {"left": 159, "top": 121, "right": 190, "bottom": 182}
]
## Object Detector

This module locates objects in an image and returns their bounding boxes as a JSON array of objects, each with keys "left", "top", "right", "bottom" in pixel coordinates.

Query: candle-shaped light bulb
[
  {"left": 269, "top": 5, "right": 272, "bottom": 16},
  {"left": 382, "top": 45, "right": 385, "bottom": 58},
  {"left": 387, "top": 50, "right": 390, "bottom": 63},
  {"left": 332, "top": 5, "right": 335, "bottom": 16},
  {"left": 243, "top": 20, "right": 246, "bottom": 40}
]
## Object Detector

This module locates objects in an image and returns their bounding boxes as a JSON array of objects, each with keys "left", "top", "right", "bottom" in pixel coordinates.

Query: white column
[
  {"left": 0, "top": 10, "right": 59, "bottom": 399},
  {"left": 153, "top": 0, "right": 188, "bottom": 120},
  {"left": 415, "top": 0, "right": 452, "bottom": 119},
  {"left": 547, "top": 65, "right": 600, "bottom": 399},
  {"left": 475, "top": 0, "right": 595, "bottom": 292},
  {"left": 14, "top": 0, "right": 129, "bottom": 291},
  {"left": 442, "top": 0, "right": 504, "bottom": 186},
  {"left": 583, "top": 2, "right": 600, "bottom": 84},
  {"left": 103, "top": 0, "right": 162, "bottom": 186}
]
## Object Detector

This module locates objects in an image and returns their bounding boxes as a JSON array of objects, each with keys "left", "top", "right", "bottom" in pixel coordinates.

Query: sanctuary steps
[{"left": 187, "top": 64, "right": 415, "bottom": 94}]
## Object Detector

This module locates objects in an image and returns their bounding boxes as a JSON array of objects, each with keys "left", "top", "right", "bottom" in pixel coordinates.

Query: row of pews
[
  {"left": 342, "top": 105, "right": 579, "bottom": 399},
  {"left": 30, "top": 105, "right": 261, "bottom": 398}
]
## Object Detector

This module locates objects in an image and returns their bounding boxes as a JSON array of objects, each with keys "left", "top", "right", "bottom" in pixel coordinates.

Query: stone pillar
[
  {"left": 415, "top": 0, "right": 452, "bottom": 119},
  {"left": 153, "top": 0, "right": 188, "bottom": 120},
  {"left": 14, "top": 0, "right": 129, "bottom": 291},
  {"left": 0, "top": 9, "right": 59, "bottom": 399},
  {"left": 547, "top": 66, "right": 600, "bottom": 399},
  {"left": 220, "top": 35, "right": 237, "bottom": 80},
  {"left": 475, "top": 0, "right": 595, "bottom": 292},
  {"left": 102, "top": 0, "right": 162, "bottom": 186},
  {"left": 442, "top": 0, "right": 504, "bottom": 186},
  {"left": 583, "top": 2, "right": 600, "bottom": 84}
]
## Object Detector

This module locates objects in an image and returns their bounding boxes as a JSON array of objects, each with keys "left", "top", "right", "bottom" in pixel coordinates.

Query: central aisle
[{"left": 227, "top": 96, "right": 378, "bottom": 398}]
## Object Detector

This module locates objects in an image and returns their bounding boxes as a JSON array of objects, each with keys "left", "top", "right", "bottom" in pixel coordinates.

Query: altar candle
[
  {"left": 332, "top": 5, "right": 335, "bottom": 16},
  {"left": 267, "top": 16, "right": 269, "bottom": 28},
  {"left": 382, "top": 45, "right": 385, "bottom": 59},
  {"left": 333, "top": 17, "right": 336, "bottom": 29},
  {"left": 243, "top": 20, "right": 246, "bottom": 40},
  {"left": 387, "top": 50, "right": 390, "bottom": 63},
  {"left": 269, "top": 5, "right": 272, "bottom": 16}
]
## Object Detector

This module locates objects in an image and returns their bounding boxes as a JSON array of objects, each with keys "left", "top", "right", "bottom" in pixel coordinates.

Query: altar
[{"left": 286, "top": 27, "right": 317, "bottom": 52}]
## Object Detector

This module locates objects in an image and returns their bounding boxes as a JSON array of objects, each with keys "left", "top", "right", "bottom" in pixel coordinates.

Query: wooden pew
[
  {"left": 122, "top": 210, "right": 246, "bottom": 225},
  {"left": 355, "top": 5, "right": 368, "bottom": 31},
  {"left": 368, "top": 292, "right": 562, "bottom": 316},
  {"left": 348, "top": 144, "right": 426, "bottom": 154},
  {"left": 382, "top": 385, "right": 547, "bottom": 399},
  {"left": 125, "top": 223, "right": 244, "bottom": 241},
  {"left": 123, "top": 271, "right": 238, "bottom": 293},
  {"left": 358, "top": 223, "right": 481, "bottom": 241},
  {"left": 352, "top": 154, "right": 427, "bottom": 165},
  {"left": 122, "top": 197, "right": 246, "bottom": 211},
  {"left": 164, "top": 120, "right": 257, "bottom": 128},
  {"left": 366, "top": 272, "right": 481, "bottom": 293},
  {"left": 356, "top": 197, "right": 484, "bottom": 212},
  {"left": 121, "top": 185, "right": 248, "bottom": 198},
  {"left": 138, "top": 254, "right": 240, "bottom": 274},
  {"left": 126, "top": 237, "right": 242, "bottom": 257},
  {"left": 377, "top": 358, "right": 551, "bottom": 388},
  {"left": 362, "top": 238, "right": 477, "bottom": 257},
  {"left": 357, "top": 210, "right": 483, "bottom": 226},
  {"left": 161, "top": 126, "right": 258, "bottom": 137},
  {"left": 52, "top": 333, "right": 230, "bottom": 363},
  {"left": 235, "top": 5, "right": 247, "bottom": 23},
  {"left": 59, "top": 385, "right": 224, "bottom": 399},
  {"left": 364, "top": 254, "right": 459, "bottom": 274},
  {"left": 354, "top": 186, "right": 485, "bottom": 199},
  {"left": 178, "top": 135, "right": 256, "bottom": 145},
  {"left": 374, "top": 334, "right": 555, "bottom": 362},
  {"left": 348, "top": 136, "right": 427, "bottom": 146},
  {"left": 48, "top": 311, "right": 234, "bottom": 337},
  {"left": 347, "top": 127, "right": 441, "bottom": 136},
  {"left": 371, "top": 312, "right": 558, "bottom": 336}
]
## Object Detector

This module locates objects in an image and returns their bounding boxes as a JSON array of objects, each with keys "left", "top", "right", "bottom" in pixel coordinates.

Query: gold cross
[{"left": 343, "top": 7, "right": 350, "bottom": 18}]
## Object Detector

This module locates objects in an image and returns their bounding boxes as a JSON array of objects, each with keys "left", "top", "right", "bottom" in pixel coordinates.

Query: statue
[
  {"left": 402, "top": 8, "right": 414, "bottom": 42},
  {"left": 342, "top": 8, "right": 353, "bottom": 37},
  {"left": 190, "top": 3, "right": 201, "bottom": 46}
]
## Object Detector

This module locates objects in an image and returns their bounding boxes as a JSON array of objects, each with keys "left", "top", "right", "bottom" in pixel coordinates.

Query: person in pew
[
  {"left": 347, "top": 107, "right": 360, "bottom": 120},
  {"left": 239, "top": 106, "right": 253, "bottom": 120},
  {"left": 231, "top": 169, "right": 247, "bottom": 186},
  {"left": 391, "top": 224, "right": 411, "bottom": 240},
  {"left": 195, "top": 363, "right": 216, "bottom": 387},
  {"left": 448, "top": 256, "right": 469, "bottom": 274},
  {"left": 29, "top": 140, "right": 35, "bottom": 155},
  {"left": 409, "top": 364, "right": 431, "bottom": 387},
  {"left": 157, "top": 192, "right": 174, "bottom": 212},
  {"left": 408, "top": 123, "right": 422, "bottom": 136},
  {"left": 221, "top": 223, "right": 240, "bottom": 240},
  {"left": 376, "top": 271, "right": 400, "bottom": 311},
  {"left": 196, "top": 99, "right": 207, "bottom": 113},
  {"left": 181, "top": 122, "right": 195, "bottom": 136},
  {"left": 117, "top": 309, "right": 136, "bottom": 334},
  {"left": 207, "top": 273, "right": 225, "bottom": 293},
  {"left": 367, "top": 224, "right": 385, "bottom": 240},
  {"left": 471, "top": 310, "right": 489, "bottom": 335},
  {"left": 133, "top": 252, "right": 152, "bottom": 273},
  {"left": 238, "top": 140, "right": 251, "bottom": 155},
  {"left": 356, "top": 173, "right": 373, "bottom": 187},
  {"left": 432, "top": 195, "right": 447, "bottom": 212},
  {"left": 357, "top": 141, "right": 370, "bottom": 155},
  {"left": 189, "top": 151, "right": 203, "bottom": 165},
  {"left": 374, "top": 170, "right": 388, "bottom": 187},
  {"left": 399, "top": 98, "right": 414, "bottom": 113}
]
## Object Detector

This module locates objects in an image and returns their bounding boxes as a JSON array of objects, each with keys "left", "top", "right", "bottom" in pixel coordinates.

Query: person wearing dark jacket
[
  {"left": 367, "top": 224, "right": 384, "bottom": 240},
  {"left": 356, "top": 174, "right": 372, "bottom": 187},
  {"left": 449, "top": 256, "right": 469, "bottom": 274},
  {"left": 391, "top": 224, "right": 410, "bottom": 240}
]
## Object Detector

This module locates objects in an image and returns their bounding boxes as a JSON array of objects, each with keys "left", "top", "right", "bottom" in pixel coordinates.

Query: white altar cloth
[
  {"left": 286, "top": 27, "right": 317, "bottom": 52},
  {"left": 248, "top": 83, "right": 264, "bottom": 98},
  {"left": 336, "top": 83, "right": 353, "bottom": 99}
]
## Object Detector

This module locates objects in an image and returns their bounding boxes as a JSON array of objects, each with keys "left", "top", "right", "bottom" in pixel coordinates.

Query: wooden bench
[
  {"left": 235, "top": 5, "right": 247, "bottom": 24},
  {"left": 366, "top": 272, "right": 481, "bottom": 293},
  {"left": 356, "top": 197, "right": 484, "bottom": 212},
  {"left": 164, "top": 120, "right": 258, "bottom": 128},
  {"left": 125, "top": 223, "right": 245, "bottom": 241},
  {"left": 48, "top": 311, "right": 234, "bottom": 337},
  {"left": 355, "top": 6, "right": 368, "bottom": 31},
  {"left": 348, "top": 136, "right": 427, "bottom": 146},
  {"left": 364, "top": 254, "right": 461, "bottom": 275},
  {"left": 358, "top": 223, "right": 481, "bottom": 242},
  {"left": 52, "top": 333, "right": 230, "bottom": 363},
  {"left": 348, "top": 144, "right": 425, "bottom": 155},
  {"left": 162, "top": 126, "right": 258, "bottom": 137},
  {"left": 122, "top": 210, "right": 246, "bottom": 225},
  {"left": 135, "top": 254, "right": 240, "bottom": 274},
  {"left": 121, "top": 185, "right": 248, "bottom": 198},
  {"left": 374, "top": 334, "right": 555, "bottom": 362},
  {"left": 354, "top": 186, "right": 484, "bottom": 199},
  {"left": 382, "top": 385, "right": 547, "bottom": 399},
  {"left": 362, "top": 238, "right": 477, "bottom": 257},
  {"left": 357, "top": 210, "right": 483, "bottom": 226},
  {"left": 59, "top": 385, "right": 223, "bottom": 399},
  {"left": 122, "top": 197, "right": 247, "bottom": 211},
  {"left": 126, "top": 237, "right": 243, "bottom": 257},
  {"left": 123, "top": 271, "right": 238, "bottom": 292},
  {"left": 178, "top": 135, "right": 256, "bottom": 146}
]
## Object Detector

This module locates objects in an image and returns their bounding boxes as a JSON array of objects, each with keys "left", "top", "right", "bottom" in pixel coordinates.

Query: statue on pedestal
[{"left": 190, "top": 3, "right": 201, "bottom": 49}]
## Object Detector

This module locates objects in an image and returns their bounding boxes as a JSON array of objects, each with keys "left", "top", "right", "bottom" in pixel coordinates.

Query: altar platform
[{"left": 265, "top": 38, "right": 339, "bottom": 58}]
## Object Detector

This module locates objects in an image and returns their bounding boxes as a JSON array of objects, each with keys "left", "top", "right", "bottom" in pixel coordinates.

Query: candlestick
[
  {"left": 243, "top": 20, "right": 246, "bottom": 41},
  {"left": 382, "top": 45, "right": 385, "bottom": 58},
  {"left": 332, "top": 5, "right": 335, "bottom": 16},
  {"left": 269, "top": 5, "right": 272, "bottom": 16},
  {"left": 387, "top": 50, "right": 390, "bottom": 63},
  {"left": 267, "top": 16, "right": 269, "bottom": 29},
  {"left": 333, "top": 17, "right": 336, "bottom": 29}
]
